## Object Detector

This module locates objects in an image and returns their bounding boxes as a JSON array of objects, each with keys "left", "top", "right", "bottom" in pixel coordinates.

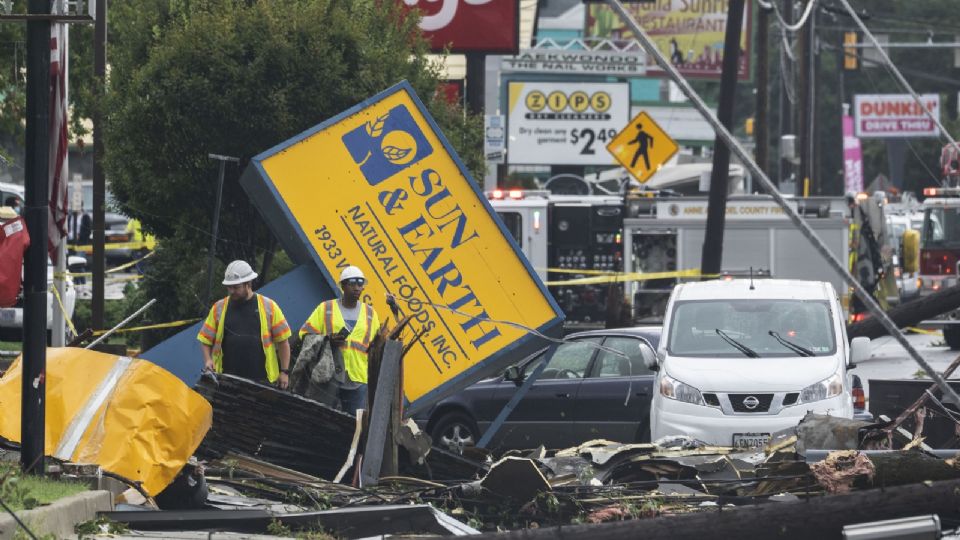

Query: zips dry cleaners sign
[
  {"left": 244, "top": 82, "right": 563, "bottom": 411},
  {"left": 507, "top": 81, "right": 629, "bottom": 166}
]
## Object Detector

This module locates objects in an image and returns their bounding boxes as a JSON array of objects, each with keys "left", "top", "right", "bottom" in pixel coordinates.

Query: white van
[{"left": 648, "top": 279, "right": 870, "bottom": 448}]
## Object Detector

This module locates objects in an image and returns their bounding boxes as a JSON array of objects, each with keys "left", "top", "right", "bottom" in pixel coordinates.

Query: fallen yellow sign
[{"left": 0, "top": 348, "right": 211, "bottom": 496}]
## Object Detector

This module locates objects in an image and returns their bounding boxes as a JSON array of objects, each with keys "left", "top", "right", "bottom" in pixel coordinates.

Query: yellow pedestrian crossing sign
[{"left": 607, "top": 111, "right": 679, "bottom": 184}]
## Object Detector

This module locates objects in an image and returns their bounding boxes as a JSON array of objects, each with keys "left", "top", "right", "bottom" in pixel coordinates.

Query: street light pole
[
  {"left": 21, "top": 0, "right": 51, "bottom": 475},
  {"left": 205, "top": 154, "right": 239, "bottom": 303}
]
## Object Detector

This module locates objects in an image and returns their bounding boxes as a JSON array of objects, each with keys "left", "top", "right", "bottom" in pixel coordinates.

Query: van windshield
[{"left": 667, "top": 299, "right": 836, "bottom": 357}]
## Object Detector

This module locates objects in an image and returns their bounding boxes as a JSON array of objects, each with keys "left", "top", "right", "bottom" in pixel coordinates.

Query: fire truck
[
  {"left": 917, "top": 186, "right": 960, "bottom": 348},
  {"left": 622, "top": 195, "right": 852, "bottom": 321},
  {"left": 488, "top": 188, "right": 853, "bottom": 327}
]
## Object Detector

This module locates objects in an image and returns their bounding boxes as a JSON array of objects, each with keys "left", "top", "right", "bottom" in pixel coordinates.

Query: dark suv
[{"left": 419, "top": 327, "right": 661, "bottom": 453}]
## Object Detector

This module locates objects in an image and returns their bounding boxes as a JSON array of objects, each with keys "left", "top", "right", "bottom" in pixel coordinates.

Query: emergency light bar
[
  {"left": 923, "top": 187, "right": 960, "bottom": 197},
  {"left": 488, "top": 189, "right": 524, "bottom": 200},
  {"left": 486, "top": 190, "right": 552, "bottom": 200}
]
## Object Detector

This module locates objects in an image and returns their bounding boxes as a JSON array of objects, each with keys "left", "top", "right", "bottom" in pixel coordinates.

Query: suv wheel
[{"left": 430, "top": 412, "right": 478, "bottom": 454}]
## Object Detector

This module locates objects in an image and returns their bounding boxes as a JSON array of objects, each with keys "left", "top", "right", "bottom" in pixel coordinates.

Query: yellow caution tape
[
  {"left": 542, "top": 268, "right": 623, "bottom": 276},
  {"left": 50, "top": 284, "right": 79, "bottom": 337},
  {"left": 91, "top": 317, "right": 201, "bottom": 336},
  {"left": 104, "top": 250, "right": 154, "bottom": 274},
  {"left": 906, "top": 327, "right": 943, "bottom": 336},
  {"left": 71, "top": 240, "right": 155, "bottom": 254},
  {"left": 546, "top": 268, "right": 706, "bottom": 286},
  {"left": 56, "top": 250, "right": 154, "bottom": 279},
  {"left": 105, "top": 274, "right": 144, "bottom": 284}
]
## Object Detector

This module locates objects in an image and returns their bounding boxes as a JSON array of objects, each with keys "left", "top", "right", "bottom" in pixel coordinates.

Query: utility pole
[
  {"left": 811, "top": 12, "right": 820, "bottom": 194},
  {"left": 779, "top": 0, "right": 794, "bottom": 189},
  {"left": 798, "top": 0, "right": 813, "bottom": 196},
  {"left": 755, "top": 3, "right": 769, "bottom": 179},
  {"left": 22, "top": 0, "right": 51, "bottom": 475},
  {"left": 91, "top": 0, "right": 106, "bottom": 330},
  {"left": 700, "top": 0, "right": 746, "bottom": 277}
]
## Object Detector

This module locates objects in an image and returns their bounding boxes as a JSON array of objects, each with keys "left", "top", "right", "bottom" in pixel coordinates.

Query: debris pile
[
  {"left": 195, "top": 373, "right": 487, "bottom": 483},
  {"left": 4, "top": 347, "right": 960, "bottom": 537}
]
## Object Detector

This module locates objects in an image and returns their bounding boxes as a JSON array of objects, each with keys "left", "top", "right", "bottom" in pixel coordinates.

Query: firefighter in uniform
[
  {"left": 198, "top": 260, "right": 292, "bottom": 388},
  {"left": 299, "top": 265, "right": 384, "bottom": 413}
]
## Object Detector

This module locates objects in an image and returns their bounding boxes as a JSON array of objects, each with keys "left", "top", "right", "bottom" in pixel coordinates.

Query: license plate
[
  {"left": 0, "top": 309, "right": 15, "bottom": 323},
  {"left": 732, "top": 433, "right": 769, "bottom": 449}
]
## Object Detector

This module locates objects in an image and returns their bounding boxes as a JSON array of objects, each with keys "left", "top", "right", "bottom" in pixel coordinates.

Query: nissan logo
[{"left": 742, "top": 396, "right": 760, "bottom": 409}]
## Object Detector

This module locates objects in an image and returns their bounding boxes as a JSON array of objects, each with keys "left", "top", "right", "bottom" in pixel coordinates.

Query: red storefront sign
[{"left": 401, "top": 0, "right": 519, "bottom": 54}]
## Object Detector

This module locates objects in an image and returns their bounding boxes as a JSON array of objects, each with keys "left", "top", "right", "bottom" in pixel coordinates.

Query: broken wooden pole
[
  {"left": 384, "top": 348, "right": 404, "bottom": 478},
  {"left": 360, "top": 339, "right": 403, "bottom": 487},
  {"left": 863, "top": 451, "right": 960, "bottom": 487},
  {"left": 475, "top": 479, "right": 960, "bottom": 539},
  {"left": 847, "top": 285, "right": 960, "bottom": 340}
]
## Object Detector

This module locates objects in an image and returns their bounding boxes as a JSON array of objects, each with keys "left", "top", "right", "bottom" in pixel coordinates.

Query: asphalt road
[{"left": 851, "top": 331, "right": 958, "bottom": 399}]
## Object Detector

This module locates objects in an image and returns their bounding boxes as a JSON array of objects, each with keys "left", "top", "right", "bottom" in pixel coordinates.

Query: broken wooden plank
[{"left": 360, "top": 339, "right": 402, "bottom": 486}]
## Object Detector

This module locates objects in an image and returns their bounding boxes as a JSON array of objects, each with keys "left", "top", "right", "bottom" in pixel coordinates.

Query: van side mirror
[
  {"left": 641, "top": 346, "right": 659, "bottom": 371},
  {"left": 849, "top": 336, "right": 870, "bottom": 367},
  {"left": 504, "top": 366, "right": 523, "bottom": 383},
  {"left": 902, "top": 230, "right": 919, "bottom": 274}
]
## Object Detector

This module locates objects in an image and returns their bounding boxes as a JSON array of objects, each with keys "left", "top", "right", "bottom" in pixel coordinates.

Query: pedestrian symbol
[
  {"left": 629, "top": 123, "right": 655, "bottom": 170},
  {"left": 607, "top": 111, "right": 679, "bottom": 184}
]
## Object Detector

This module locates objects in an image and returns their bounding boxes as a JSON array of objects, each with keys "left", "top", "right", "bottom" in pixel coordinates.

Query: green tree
[
  {"left": 102, "top": 0, "right": 483, "bottom": 343},
  {"left": 0, "top": 7, "right": 94, "bottom": 167}
]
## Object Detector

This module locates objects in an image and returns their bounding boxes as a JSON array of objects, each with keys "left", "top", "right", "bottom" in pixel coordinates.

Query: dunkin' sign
[{"left": 853, "top": 94, "right": 940, "bottom": 138}]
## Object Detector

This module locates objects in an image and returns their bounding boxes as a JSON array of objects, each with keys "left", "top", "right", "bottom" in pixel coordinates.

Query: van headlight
[
  {"left": 659, "top": 374, "right": 704, "bottom": 405},
  {"left": 800, "top": 372, "right": 843, "bottom": 403}
]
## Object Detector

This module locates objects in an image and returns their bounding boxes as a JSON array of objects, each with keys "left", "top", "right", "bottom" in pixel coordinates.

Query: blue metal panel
[{"left": 139, "top": 264, "right": 335, "bottom": 386}]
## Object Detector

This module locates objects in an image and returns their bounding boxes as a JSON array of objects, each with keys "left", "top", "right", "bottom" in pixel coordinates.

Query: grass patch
[
  {"left": 0, "top": 462, "right": 88, "bottom": 511},
  {"left": 0, "top": 341, "right": 21, "bottom": 351}
]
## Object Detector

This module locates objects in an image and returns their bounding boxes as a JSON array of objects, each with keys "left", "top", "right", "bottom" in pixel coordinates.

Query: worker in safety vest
[
  {"left": 198, "top": 260, "right": 292, "bottom": 389},
  {"left": 300, "top": 265, "right": 387, "bottom": 413}
]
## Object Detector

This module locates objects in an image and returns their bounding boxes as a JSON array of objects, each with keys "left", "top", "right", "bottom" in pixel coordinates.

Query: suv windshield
[
  {"left": 667, "top": 299, "right": 836, "bottom": 357},
  {"left": 923, "top": 207, "right": 960, "bottom": 248}
]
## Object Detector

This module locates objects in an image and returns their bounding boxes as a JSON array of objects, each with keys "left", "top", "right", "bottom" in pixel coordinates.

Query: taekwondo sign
[{"left": 244, "top": 81, "right": 563, "bottom": 412}]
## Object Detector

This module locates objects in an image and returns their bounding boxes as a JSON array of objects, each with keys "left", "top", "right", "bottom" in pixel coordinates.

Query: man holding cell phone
[{"left": 299, "top": 265, "right": 391, "bottom": 414}]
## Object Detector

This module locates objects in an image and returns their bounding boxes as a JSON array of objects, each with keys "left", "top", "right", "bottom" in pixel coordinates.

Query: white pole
[
  {"left": 86, "top": 298, "right": 157, "bottom": 350},
  {"left": 51, "top": 13, "right": 69, "bottom": 347}
]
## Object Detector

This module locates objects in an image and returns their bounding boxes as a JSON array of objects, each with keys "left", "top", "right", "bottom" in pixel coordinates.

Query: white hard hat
[
  {"left": 223, "top": 260, "right": 258, "bottom": 285},
  {"left": 339, "top": 265, "right": 365, "bottom": 283}
]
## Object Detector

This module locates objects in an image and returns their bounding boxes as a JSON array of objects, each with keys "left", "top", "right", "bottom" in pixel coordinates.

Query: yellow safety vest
[
  {"left": 299, "top": 300, "right": 380, "bottom": 384},
  {"left": 197, "top": 293, "right": 291, "bottom": 382}
]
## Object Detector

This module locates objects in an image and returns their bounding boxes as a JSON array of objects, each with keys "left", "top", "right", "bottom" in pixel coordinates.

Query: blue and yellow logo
[{"left": 342, "top": 105, "right": 433, "bottom": 186}]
